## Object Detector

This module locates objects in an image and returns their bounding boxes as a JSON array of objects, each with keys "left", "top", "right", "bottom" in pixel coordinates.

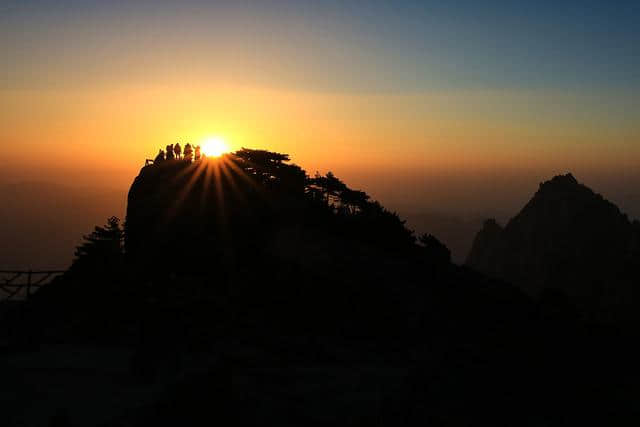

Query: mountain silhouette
[
  {"left": 3, "top": 157, "right": 639, "bottom": 426},
  {"left": 467, "top": 173, "right": 640, "bottom": 322},
  {"left": 125, "top": 150, "right": 416, "bottom": 274},
  {"left": 403, "top": 211, "right": 485, "bottom": 263}
]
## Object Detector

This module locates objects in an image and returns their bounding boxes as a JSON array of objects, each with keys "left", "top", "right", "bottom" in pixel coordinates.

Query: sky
[{"left": 1, "top": 0, "right": 639, "bottom": 218}]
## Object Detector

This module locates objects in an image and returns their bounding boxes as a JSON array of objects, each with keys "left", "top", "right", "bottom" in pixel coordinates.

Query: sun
[{"left": 201, "top": 137, "right": 229, "bottom": 157}]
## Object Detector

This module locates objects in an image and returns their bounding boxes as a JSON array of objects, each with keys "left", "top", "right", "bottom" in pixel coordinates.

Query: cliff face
[
  {"left": 466, "top": 173, "right": 640, "bottom": 319},
  {"left": 125, "top": 160, "right": 271, "bottom": 273}
]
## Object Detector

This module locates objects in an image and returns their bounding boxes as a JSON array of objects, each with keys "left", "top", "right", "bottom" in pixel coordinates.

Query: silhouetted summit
[
  {"left": 467, "top": 173, "right": 640, "bottom": 321},
  {"left": 125, "top": 149, "right": 414, "bottom": 274}
]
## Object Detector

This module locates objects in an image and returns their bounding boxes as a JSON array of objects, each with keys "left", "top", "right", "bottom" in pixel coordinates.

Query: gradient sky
[{"left": 1, "top": 0, "right": 639, "bottom": 214}]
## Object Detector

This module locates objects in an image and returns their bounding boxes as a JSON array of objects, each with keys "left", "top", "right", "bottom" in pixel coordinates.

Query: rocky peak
[
  {"left": 544, "top": 172, "right": 578, "bottom": 186},
  {"left": 466, "top": 173, "right": 640, "bottom": 321}
]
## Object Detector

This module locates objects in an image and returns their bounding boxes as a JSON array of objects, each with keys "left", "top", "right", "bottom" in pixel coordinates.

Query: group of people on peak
[{"left": 151, "top": 143, "right": 203, "bottom": 164}]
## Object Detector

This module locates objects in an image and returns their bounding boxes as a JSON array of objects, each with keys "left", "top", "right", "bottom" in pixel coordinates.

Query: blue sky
[{"left": 2, "top": 0, "right": 638, "bottom": 92}]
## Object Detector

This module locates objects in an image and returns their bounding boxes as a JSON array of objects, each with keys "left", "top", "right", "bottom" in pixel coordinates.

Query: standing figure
[
  {"left": 154, "top": 149, "right": 165, "bottom": 164},
  {"left": 166, "top": 144, "right": 175, "bottom": 160},
  {"left": 194, "top": 145, "right": 201, "bottom": 161},
  {"left": 184, "top": 143, "right": 193, "bottom": 162},
  {"left": 174, "top": 143, "right": 182, "bottom": 160}
]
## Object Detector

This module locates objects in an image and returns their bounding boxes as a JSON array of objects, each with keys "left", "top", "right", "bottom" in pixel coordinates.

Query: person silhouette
[
  {"left": 194, "top": 145, "right": 201, "bottom": 161},
  {"left": 166, "top": 144, "right": 174, "bottom": 160},
  {"left": 154, "top": 149, "right": 165, "bottom": 164},
  {"left": 174, "top": 143, "right": 182, "bottom": 160},
  {"left": 184, "top": 143, "right": 193, "bottom": 162}
]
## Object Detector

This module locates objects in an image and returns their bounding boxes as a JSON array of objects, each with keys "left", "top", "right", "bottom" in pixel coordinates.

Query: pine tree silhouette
[{"left": 72, "top": 216, "right": 123, "bottom": 272}]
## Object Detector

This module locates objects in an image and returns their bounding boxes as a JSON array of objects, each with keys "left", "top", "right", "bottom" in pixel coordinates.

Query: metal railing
[{"left": 0, "top": 270, "right": 65, "bottom": 302}]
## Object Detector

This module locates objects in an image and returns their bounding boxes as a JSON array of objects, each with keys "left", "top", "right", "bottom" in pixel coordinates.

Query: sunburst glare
[{"left": 201, "top": 137, "right": 229, "bottom": 157}]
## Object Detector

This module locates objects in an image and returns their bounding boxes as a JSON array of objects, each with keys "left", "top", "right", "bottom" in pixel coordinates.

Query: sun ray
[
  {"left": 218, "top": 158, "right": 248, "bottom": 205},
  {"left": 220, "top": 155, "right": 263, "bottom": 192},
  {"left": 199, "top": 160, "right": 213, "bottom": 213},
  {"left": 162, "top": 161, "right": 207, "bottom": 224},
  {"left": 211, "top": 158, "right": 228, "bottom": 230}
]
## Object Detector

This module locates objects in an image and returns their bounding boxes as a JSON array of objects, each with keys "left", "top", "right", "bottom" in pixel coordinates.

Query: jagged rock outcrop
[{"left": 466, "top": 173, "right": 640, "bottom": 321}]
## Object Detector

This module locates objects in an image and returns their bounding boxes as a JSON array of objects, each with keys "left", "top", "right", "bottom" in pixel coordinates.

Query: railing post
[{"left": 26, "top": 270, "right": 32, "bottom": 300}]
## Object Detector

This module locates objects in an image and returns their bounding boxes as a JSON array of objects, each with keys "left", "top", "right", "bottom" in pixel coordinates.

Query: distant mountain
[
  {"left": 403, "top": 211, "right": 487, "bottom": 263},
  {"left": 466, "top": 173, "right": 640, "bottom": 321},
  {"left": 0, "top": 181, "right": 125, "bottom": 269}
]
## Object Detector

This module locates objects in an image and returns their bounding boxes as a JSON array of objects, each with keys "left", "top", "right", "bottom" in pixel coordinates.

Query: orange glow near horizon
[
  {"left": 0, "top": 83, "right": 638, "bottom": 201},
  {"left": 0, "top": 1, "right": 638, "bottom": 208}
]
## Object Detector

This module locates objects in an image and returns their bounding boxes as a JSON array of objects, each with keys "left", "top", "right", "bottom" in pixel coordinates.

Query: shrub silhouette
[{"left": 71, "top": 216, "right": 123, "bottom": 273}]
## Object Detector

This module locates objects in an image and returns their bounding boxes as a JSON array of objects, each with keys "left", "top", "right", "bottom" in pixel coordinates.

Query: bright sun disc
[{"left": 201, "top": 137, "right": 229, "bottom": 157}]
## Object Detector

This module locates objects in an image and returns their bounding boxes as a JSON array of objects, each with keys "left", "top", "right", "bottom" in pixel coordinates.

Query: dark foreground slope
[
  {"left": 467, "top": 173, "right": 640, "bottom": 322},
  {"left": 2, "top": 155, "right": 638, "bottom": 426}
]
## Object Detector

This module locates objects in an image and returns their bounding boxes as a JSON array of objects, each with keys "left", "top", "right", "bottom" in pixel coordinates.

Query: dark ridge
[{"left": 3, "top": 157, "right": 638, "bottom": 426}]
